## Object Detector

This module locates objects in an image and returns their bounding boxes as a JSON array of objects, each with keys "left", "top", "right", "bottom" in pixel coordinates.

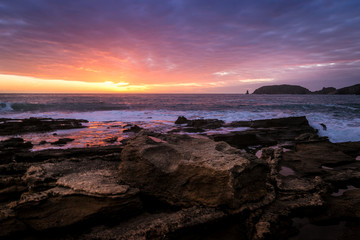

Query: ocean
[{"left": 1, "top": 94, "right": 360, "bottom": 150}]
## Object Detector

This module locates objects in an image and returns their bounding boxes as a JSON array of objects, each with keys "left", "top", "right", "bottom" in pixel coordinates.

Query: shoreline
[
  {"left": 1, "top": 116, "right": 360, "bottom": 239},
  {"left": 2, "top": 94, "right": 360, "bottom": 144}
]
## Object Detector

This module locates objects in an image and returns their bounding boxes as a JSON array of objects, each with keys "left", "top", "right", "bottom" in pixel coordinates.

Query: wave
[
  {"left": 2, "top": 108, "right": 359, "bottom": 144},
  {"left": 0, "top": 102, "right": 13, "bottom": 112},
  {"left": 0, "top": 102, "right": 132, "bottom": 113},
  {"left": 1, "top": 94, "right": 359, "bottom": 143}
]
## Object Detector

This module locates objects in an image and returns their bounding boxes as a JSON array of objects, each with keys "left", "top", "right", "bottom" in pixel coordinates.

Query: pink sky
[{"left": 0, "top": 0, "right": 359, "bottom": 93}]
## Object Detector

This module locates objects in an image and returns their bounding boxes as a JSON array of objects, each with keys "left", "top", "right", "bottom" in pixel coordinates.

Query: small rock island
[{"left": 253, "top": 84, "right": 311, "bottom": 94}]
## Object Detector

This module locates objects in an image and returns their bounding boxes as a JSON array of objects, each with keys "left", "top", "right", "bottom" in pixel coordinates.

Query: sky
[{"left": 0, "top": 0, "right": 359, "bottom": 93}]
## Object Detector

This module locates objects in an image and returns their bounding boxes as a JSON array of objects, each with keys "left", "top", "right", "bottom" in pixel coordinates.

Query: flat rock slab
[
  {"left": 80, "top": 207, "right": 226, "bottom": 240},
  {"left": 119, "top": 131, "right": 273, "bottom": 210},
  {"left": 229, "top": 116, "right": 312, "bottom": 128},
  {"left": 211, "top": 117, "right": 318, "bottom": 149},
  {"left": 281, "top": 141, "right": 355, "bottom": 176},
  {"left": 1, "top": 158, "right": 141, "bottom": 235},
  {"left": 0, "top": 118, "right": 88, "bottom": 136},
  {"left": 8, "top": 185, "right": 140, "bottom": 231},
  {"left": 324, "top": 189, "right": 360, "bottom": 219},
  {"left": 57, "top": 170, "right": 130, "bottom": 195}
]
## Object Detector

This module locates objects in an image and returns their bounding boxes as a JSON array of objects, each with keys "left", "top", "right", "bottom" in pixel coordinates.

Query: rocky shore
[{"left": 0, "top": 117, "right": 360, "bottom": 239}]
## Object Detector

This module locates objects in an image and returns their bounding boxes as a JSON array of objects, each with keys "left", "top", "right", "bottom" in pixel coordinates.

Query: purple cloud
[{"left": 0, "top": 0, "right": 359, "bottom": 91}]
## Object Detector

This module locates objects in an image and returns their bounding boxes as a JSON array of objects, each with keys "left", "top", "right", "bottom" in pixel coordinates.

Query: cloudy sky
[{"left": 0, "top": 0, "right": 359, "bottom": 93}]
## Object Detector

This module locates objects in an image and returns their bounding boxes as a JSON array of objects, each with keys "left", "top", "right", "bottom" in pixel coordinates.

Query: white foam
[
  {"left": 307, "top": 114, "right": 360, "bottom": 143},
  {"left": 0, "top": 102, "right": 13, "bottom": 112},
  {"left": 2, "top": 109, "right": 360, "bottom": 144}
]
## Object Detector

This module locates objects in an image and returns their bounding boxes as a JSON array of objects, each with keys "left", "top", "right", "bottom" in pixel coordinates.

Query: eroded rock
[
  {"left": 0, "top": 138, "right": 33, "bottom": 163},
  {"left": 119, "top": 131, "right": 274, "bottom": 211},
  {"left": 0, "top": 151, "right": 141, "bottom": 237},
  {"left": 1, "top": 116, "right": 360, "bottom": 240},
  {"left": 282, "top": 141, "right": 355, "bottom": 176},
  {"left": 211, "top": 116, "right": 318, "bottom": 150},
  {"left": 80, "top": 207, "right": 227, "bottom": 240},
  {"left": 10, "top": 184, "right": 140, "bottom": 231},
  {"left": 324, "top": 189, "right": 360, "bottom": 219}
]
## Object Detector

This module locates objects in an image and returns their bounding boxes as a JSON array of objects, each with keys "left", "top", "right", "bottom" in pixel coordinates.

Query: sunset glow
[{"left": 0, "top": 0, "right": 359, "bottom": 93}]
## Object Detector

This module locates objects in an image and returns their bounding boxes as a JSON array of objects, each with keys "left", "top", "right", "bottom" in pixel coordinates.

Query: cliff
[
  {"left": 335, "top": 84, "right": 360, "bottom": 95},
  {"left": 252, "top": 84, "right": 311, "bottom": 94},
  {"left": 253, "top": 83, "right": 360, "bottom": 95}
]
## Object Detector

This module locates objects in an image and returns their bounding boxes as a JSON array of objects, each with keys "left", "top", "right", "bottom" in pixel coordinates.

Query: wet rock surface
[
  {"left": 211, "top": 116, "right": 317, "bottom": 150},
  {"left": 0, "top": 117, "right": 88, "bottom": 136},
  {"left": 174, "top": 116, "right": 225, "bottom": 132},
  {"left": 0, "top": 138, "right": 33, "bottom": 164},
  {"left": 0, "top": 116, "right": 359, "bottom": 239},
  {"left": 51, "top": 137, "right": 75, "bottom": 145},
  {"left": 0, "top": 145, "right": 141, "bottom": 239},
  {"left": 80, "top": 207, "right": 228, "bottom": 240},
  {"left": 123, "top": 124, "right": 143, "bottom": 133},
  {"left": 281, "top": 141, "right": 355, "bottom": 176}
]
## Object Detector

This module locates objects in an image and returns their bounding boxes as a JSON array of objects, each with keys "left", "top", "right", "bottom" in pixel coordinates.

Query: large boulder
[{"left": 119, "top": 131, "right": 274, "bottom": 211}]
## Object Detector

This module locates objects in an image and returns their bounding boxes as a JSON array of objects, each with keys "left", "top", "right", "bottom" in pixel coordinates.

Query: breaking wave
[{"left": 1, "top": 94, "right": 360, "bottom": 142}]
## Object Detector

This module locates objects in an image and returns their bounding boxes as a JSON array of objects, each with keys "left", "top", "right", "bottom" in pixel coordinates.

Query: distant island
[{"left": 252, "top": 83, "right": 360, "bottom": 95}]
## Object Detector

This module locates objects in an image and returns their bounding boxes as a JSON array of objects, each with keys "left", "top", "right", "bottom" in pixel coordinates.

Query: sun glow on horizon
[
  {"left": 0, "top": 73, "right": 267, "bottom": 93},
  {"left": 0, "top": 74, "right": 148, "bottom": 93},
  {"left": 0, "top": 74, "right": 245, "bottom": 93}
]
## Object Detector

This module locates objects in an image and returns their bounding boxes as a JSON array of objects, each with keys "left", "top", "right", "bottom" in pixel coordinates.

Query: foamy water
[{"left": 1, "top": 94, "right": 360, "bottom": 149}]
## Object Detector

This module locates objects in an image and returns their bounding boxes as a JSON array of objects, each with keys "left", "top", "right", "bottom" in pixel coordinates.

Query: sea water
[{"left": 1, "top": 94, "right": 359, "bottom": 150}]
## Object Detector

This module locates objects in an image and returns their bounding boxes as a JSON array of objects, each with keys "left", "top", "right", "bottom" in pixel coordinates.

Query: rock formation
[
  {"left": 211, "top": 116, "right": 317, "bottom": 152},
  {"left": 0, "top": 145, "right": 141, "bottom": 239},
  {"left": 335, "top": 83, "right": 360, "bottom": 95},
  {"left": 0, "top": 116, "right": 360, "bottom": 239},
  {"left": 253, "top": 84, "right": 311, "bottom": 94},
  {"left": 119, "top": 131, "right": 274, "bottom": 211},
  {"left": 0, "top": 118, "right": 88, "bottom": 136},
  {"left": 252, "top": 83, "right": 360, "bottom": 95}
]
